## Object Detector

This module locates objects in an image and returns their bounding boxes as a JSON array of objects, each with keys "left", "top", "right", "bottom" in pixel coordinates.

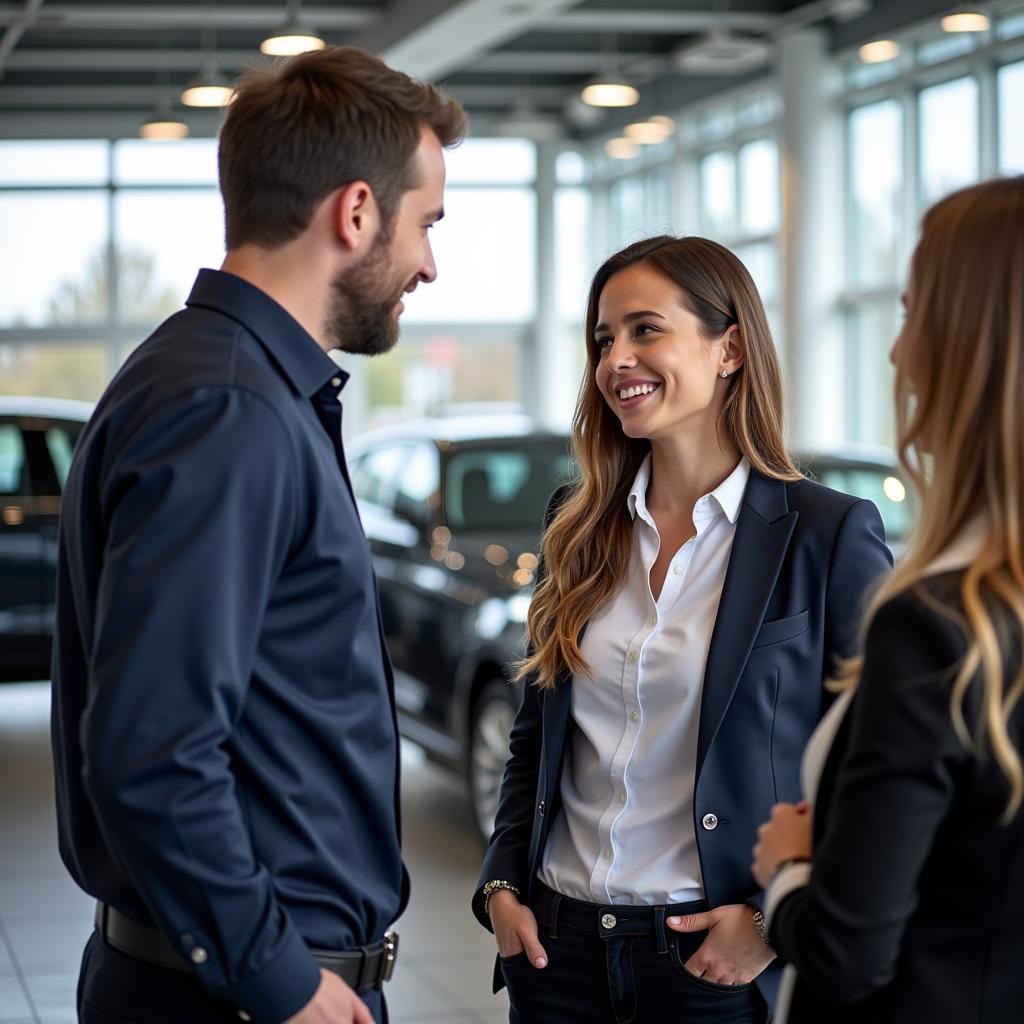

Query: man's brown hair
[{"left": 219, "top": 46, "right": 467, "bottom": 250}]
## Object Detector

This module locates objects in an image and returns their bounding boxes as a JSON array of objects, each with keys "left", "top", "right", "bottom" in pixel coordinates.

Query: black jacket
[
  {"left": 769, "top": 573, "right": 1024, "bottom": 1023},
  {"left": 474, "top": 470, "right": 892, "bottom": 1008}
]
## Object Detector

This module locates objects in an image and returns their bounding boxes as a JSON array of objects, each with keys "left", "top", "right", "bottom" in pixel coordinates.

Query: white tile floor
[{"left": 0, "top": 682, "right": 509, "bottom": 1024}]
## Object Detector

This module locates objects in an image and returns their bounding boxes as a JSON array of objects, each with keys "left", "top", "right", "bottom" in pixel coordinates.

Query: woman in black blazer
[
  {"left": 473, "top": 235, "right": 892, "bottom": 1023},
  {"left": 752, "top": 176, "right": 1024, "bottom": 1023}
]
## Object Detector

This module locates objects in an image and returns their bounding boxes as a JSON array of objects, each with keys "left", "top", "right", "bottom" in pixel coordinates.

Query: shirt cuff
[
  {"left": 217, "top": 925, "right": 321, "bottom": 1024},
  {"left": 764, "top": 860, "right": 813, "bottom": 930}
]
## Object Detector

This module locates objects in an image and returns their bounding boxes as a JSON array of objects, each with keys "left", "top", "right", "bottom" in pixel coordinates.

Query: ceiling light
[
  {"left": 261, "top": 0, "right": 325, "bottom": 56},
  {"left": 605, "top": 137, "right": 639, "bottom": 160},
  {"left": 941, "top": 7, "right": 991, "bottom": 32},
  {"left": 181, "top": 70, "right": 234, "bottom": 108},
  {"left": 624, "top": 120, "right": 673, "bottom": 144},
  {"left": 260, "top": 27, "right": 325, "bottom": 56},
  {"left": 582, "top": 77, "right": 639, "bottom": 108},
  {"left": 139, "top": 119, "right": 189, "bottom": 140},
  {"left": 859, "top": 39, "right": 901, "bottom": 63}
]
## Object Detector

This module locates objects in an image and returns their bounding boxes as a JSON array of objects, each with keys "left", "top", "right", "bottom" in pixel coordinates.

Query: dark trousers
[
  {"left": 502, "top": 882, "right": 767, "bottom": 1024},
  {"left": 77, "top": 931, "right": 388, "bottom": 1024}
]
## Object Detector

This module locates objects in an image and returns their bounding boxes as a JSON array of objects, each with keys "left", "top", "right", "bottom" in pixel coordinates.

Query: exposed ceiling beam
[
  {"left": 0, "top": 0, "right": 45, "bottom": 78},
  {"left": 0, "top": 4, "right": 378, "bottom": 30},
  {"left": 6, "top": 48, "right": 265, "bottom": 71},
  {"left": 5, "top": 47, "right": 665, "bottom": 76},
  {"left": 361, "top": 0, "right": 586, "bottom": 80},
  {"left": 546, "top": 9, "right": 783, "bottom": 34},
  {"left": 0, "top": 82, "right": 572, "bottom": 108}
]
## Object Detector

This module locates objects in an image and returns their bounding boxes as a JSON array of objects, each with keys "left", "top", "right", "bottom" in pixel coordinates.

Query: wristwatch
[
  {"left": 751, "top": 907, "right": 769, "bottom": 944},
  {"left": 482, "top": 879, "right": 521, "bottom": 914}
]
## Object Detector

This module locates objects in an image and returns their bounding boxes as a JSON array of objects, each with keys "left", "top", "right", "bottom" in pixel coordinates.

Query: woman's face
[{"left": 593, "top": 263, "right": 740, "bottom": 443}]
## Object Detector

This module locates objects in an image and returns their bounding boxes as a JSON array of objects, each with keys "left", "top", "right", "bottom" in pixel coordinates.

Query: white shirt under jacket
[{"left": 538, "top": 454, "right": 751, "bottom": 905}]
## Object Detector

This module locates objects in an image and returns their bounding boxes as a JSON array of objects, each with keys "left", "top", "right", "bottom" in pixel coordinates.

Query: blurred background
[{"left": 1, "top": 1, "right": 1022, "bottom": 1021}]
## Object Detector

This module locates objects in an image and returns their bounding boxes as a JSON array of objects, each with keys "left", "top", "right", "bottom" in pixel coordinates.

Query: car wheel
[{"left": 469, "top": 678, "right": 518, "bottom": 842}]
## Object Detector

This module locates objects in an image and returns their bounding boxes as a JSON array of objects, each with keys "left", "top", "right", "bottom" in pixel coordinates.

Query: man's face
[{"left": 328, "top": 127, "right": 446, "bottom": 355}]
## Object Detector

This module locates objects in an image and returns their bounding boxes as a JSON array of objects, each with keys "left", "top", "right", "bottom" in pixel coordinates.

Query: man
[{"left": 51, "top": 47, "right": 465, "bottom": 1024}]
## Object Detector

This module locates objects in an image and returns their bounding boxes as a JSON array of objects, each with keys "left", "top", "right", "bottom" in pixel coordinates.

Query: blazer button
[
  {"left": 701, "top": 813, "right": 719, "bottom": 830},
  {"left": 538, "top": 800, "right": 545, "bottom": 817}
]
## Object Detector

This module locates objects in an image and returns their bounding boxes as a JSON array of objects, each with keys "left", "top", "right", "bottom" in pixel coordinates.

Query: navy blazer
[
  {"left": 769, "top": 575, "right": 1024, "bottom": 1023},
  {"left": 473, "top": 470, "right": 893, "bottom": 1007}
]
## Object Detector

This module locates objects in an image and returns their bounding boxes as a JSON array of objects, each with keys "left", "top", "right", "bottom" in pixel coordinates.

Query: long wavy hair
[
  {"left": 518, "top": 235, "right": 800, "bottom": 689},
  {"left": 837, "top": 177, "right": 1024, "bottom": 818}
]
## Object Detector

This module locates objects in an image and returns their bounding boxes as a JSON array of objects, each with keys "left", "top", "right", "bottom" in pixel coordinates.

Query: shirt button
[
  {"left": 619, "top": 792, "right": 626, "bottom": 804},
  {"left": 702, "top": 813, "right": 719, "bottom": 831},
  {"left": 601, "top": 913, "right": 617, "bottom": 930},
  {"left": 648, "top": 616, "right": 657, "bottom": 627},
  {"left": 238, "top": 1014, "right": 251, "bottom": 1022},
  {"left": 602, "top": 849, "right": 612, "bottom": 862},
  {"left": 330, "top": 377, "right": 341, "bottom": 388},
  {"left": 190, "top": 946, "right": 208, "bottom": 965},
  {"left": 628, "top": 649, "right": 639, "bottom": 663},
  {"left": 673, "top": 564, "right": 684, "bottom": 576},
  {"left": 630, "top": 709, "right": 639, "bottom": 722}
]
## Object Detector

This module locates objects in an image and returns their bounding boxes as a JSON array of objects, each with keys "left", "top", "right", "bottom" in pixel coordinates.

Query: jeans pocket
[
  {"left": 668, "top": 940, "right": 753, "bottom": 993},
  {"left": 499, "top": 951, "right": 529, "bottom": 967}
]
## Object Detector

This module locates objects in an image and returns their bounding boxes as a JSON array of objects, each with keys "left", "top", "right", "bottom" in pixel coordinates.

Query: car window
[
  {"left": 394, "top": 444, "right": 439, "bottom": 524},
  {"left": 816, "top": 466, "right": 912, "bottom": 544},
  {"left": 45, "top": 424, "right": 82, "bottom": 491},
  {"left": 350, "top": 445, "right": 409, "bottom": 510},
  {"left": 0, "top": 423, "right": 27, "bottom": 495},
  {"left": 445, "top": 442, "right": 574, "bottom": 531}
]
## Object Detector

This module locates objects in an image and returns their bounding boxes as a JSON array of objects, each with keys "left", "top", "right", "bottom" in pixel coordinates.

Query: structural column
[{"left": 777, "top": 28, "right": 846, "bottom": 448}]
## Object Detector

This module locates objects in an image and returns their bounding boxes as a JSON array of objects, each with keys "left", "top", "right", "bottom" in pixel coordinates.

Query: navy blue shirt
[{"left": 51, "top": 269, "right": 407, "bottom": 1023}]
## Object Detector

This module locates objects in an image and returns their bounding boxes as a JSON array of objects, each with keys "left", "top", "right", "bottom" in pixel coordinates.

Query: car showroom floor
[{"left": 0, "top": 682, "right": 509, "bottom": 1024}]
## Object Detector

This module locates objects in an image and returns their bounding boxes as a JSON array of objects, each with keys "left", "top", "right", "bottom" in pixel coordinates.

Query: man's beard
[{"left": 325, "top": 226, "right": 407, "bottom": 356}]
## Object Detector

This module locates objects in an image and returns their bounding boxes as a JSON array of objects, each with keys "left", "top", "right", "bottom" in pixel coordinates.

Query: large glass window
[
  {"left": 738, "top": 139, "right": 778, "bottom": 235},
  {"left": 999, "top": 60, "right": 1024, "bottom": 173},
  {"left": 401, "top": 188, "right": 535, "bottom": 324},
  {"left": 114, "top": 191, "right": 224, "bottom": 322},
  {"left": 849, "top": 100, "right": 903, "bottom": 287},
  {"left": 700, "top": 151, "right": 736, "bottom": 237},
  {"left": 919, "top": 76, "right": 979, "bottom": 204},
  {"left": 609, "top": 177, "right": 646, "bottom": 248},
  {"left": 0, "top": 343, "right": 110, "bottom": 402},
  {"left": 848, "top": 300, "right": 900, "bottom": 445},
  {"left": 0, "top": 192, "right": 109, "bottom": 326}
]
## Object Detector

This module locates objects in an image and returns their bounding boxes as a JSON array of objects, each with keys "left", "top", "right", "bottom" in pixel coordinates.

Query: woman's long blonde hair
[
  {"left": 518, "top": 235, "right": 800, "bottom": 689},
  {"left": 841, "top": 177, "right": 1024, "bottom": 818}
]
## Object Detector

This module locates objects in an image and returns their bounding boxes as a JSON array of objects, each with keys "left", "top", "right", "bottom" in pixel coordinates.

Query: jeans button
[{"left": 601, "top": 913, "right": 617, "bottom": 930}]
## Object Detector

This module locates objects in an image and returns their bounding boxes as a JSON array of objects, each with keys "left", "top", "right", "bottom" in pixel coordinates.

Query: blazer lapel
[{"left": 696, "top": 471, "right": 798, "bottom": 774}]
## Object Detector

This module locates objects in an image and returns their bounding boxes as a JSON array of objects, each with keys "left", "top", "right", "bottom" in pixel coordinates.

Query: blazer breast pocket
[{"left": 751, "top": 609, "right": 809, "bottom": 649}]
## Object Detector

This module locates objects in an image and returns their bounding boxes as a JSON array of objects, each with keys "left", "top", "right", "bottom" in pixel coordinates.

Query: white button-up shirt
[{"left": 539, "top": 454, "right": 750, "bottom": 905}]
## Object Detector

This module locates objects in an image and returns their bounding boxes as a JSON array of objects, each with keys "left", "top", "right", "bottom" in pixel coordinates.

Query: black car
[
  {"left": 0, "top": 397, "right": 91, "bottom": 682},
  {"left": 349, "top": 418, "right": 914, "bottom": 839},
  {"left": 347, "top": 414, "right": 574, "bottom": 837}
]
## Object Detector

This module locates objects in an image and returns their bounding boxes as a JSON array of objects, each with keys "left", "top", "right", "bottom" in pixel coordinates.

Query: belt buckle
[{"left": 382, "top": 931, "right": 398, "bottom": 983}]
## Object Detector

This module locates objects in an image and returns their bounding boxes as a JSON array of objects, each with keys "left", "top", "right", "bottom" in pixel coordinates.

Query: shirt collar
[
  {"left": 185, "top": 268, "right": 346, "bottom": 399},
  {"left": 627, "top": 454, "right": 750, "bottom": 525}
]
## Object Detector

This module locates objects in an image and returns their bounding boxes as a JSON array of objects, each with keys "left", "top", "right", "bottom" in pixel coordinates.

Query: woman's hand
[
  {"left": 487, "top": 889, "right": 548, "bottom": 968},
  {"left": 666, "top": 904, "right": 774, "bottom": 985},
  {"left": 751, "top": 800, "right": 813, "bottom": 889}
]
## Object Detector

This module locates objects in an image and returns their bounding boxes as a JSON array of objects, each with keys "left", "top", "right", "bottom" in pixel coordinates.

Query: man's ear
[
  {"left": 333, "top": 180, "right": 380, "bottom": 253},
  {"left": 722, "top": 324, "right": 745, "bottom": 374}
]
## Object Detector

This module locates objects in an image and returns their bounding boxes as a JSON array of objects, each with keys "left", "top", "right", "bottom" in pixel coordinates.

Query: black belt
[{"left": 94, "top": 902, "right": 398, "bottom": 993}]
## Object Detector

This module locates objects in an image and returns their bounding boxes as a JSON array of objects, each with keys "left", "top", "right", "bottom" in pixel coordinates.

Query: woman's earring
[{"left": 720, "top": 370, "right": 729, "bottom": 378}]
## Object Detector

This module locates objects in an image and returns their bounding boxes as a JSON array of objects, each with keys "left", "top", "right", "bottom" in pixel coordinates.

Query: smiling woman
[{"left": 473, "top": 234, "right": 893, "bottom": 1024}]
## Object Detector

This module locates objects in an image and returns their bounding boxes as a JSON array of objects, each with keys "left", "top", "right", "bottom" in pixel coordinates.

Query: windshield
[{"left": 444, "top": 439, "right": 575, "bottom": 532}]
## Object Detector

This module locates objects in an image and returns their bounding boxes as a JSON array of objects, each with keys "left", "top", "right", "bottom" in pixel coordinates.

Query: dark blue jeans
[
  {"left": 502, "top": 882, "right": 767, "bottom": 1024},
  {"left": 76, "top": 931, "right": 388, "bottom": 1024}
]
